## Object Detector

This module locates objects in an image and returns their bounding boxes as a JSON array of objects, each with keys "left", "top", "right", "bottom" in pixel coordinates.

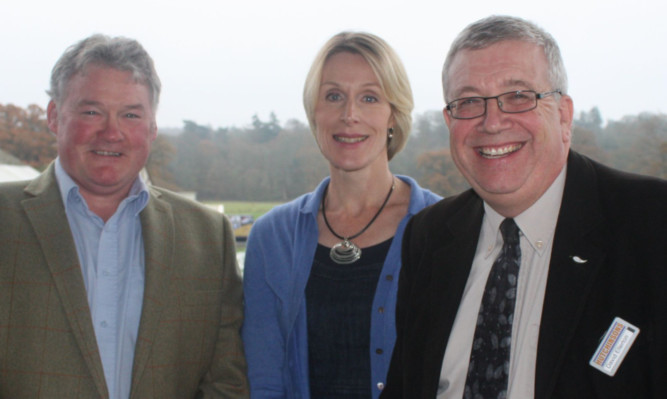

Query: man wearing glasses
[{"left": 382, "top": 15, "right": 666, "bottom": 399}]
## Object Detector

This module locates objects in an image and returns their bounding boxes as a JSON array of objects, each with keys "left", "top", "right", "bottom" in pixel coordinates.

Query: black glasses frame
[{"left": 446, "top": 89, "right": 562, "bottom": 120}]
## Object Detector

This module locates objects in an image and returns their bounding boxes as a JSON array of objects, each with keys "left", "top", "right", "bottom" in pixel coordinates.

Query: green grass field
[
  {"left": 204, "top": 201, "right": 282, "bottom": 220},
  {"left": 203, "top": 201, "right": 282, "bottom": 255}
]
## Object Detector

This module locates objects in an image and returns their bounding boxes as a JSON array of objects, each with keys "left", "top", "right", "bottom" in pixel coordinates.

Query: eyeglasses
[{"left": 446, "top": 89, "right": 561, "bottom": 120}]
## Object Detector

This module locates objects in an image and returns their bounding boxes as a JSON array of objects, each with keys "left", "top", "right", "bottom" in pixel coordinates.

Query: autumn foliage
[
  {"left": 0, "top": 103, "right": 56, "bottom": 170},
  {"left": 1, "top": 103, "right": 665, "bottom": 201}
]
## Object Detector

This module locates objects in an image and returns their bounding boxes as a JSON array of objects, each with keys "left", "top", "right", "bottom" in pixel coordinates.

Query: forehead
[
  {"left": 63, "top": 66, "right": 152, "bottom": 106},
  {"left": 68, "top": 65, "right": 133, "bottom": 86},
  {"left": 447, "top": 40, "right": 550, "bottom": 98},
  {"left": 321, "top": 52, "right": 379, "bottom": 84}
]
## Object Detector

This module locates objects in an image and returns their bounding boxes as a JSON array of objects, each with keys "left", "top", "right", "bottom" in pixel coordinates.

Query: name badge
[{"left": 589, "top": 317, "right": 639, "bottom": 376}]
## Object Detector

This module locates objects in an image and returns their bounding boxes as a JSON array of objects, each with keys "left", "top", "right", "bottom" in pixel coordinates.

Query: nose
[
  {"left": 340, "top": 100, "right": 359, "bottom": 124},
  {"left": 100, "top": 115, "right": 123, "bottom": 141},
  {"left": 480, "top": 97, "right": 509, "bottom": 134}
]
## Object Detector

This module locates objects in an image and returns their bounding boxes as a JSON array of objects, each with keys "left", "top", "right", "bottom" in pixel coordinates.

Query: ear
[
  {"left": 46, "top": 100, "right": 59, "bottom": 135},
  {"left": 442, "top": 106, "right": 453, "bottom": 128},
  {"left": 387, "top": 109, "right": 396, "bottom": 130},
  {"left": 149, "top": 121, "right": 158, "bottom": 142},
  {"left": 558, "top": 94, "right": 574, "bottom": 144}
]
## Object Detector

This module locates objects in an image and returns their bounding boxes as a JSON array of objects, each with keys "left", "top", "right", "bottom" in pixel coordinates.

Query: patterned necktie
[{"left": 464, "top": 218, "right": 521, "bottom": 399}]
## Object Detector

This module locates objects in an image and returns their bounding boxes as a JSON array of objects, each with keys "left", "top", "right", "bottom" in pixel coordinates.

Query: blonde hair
[{"left": 303, "top": 32, "right": 413, "bottom": 160}]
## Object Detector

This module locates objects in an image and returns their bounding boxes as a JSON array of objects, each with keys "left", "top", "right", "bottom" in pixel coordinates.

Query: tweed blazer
[
  {"left": 0, "top": 164, "right": 249, "bottom": 398},
  {"left": 382, "top": 151, "right": 667, "bottom": 398}
]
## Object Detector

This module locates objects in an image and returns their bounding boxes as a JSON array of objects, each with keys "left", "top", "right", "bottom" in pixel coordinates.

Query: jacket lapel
[
  {"left": 421, "top": 192, "right": 484, "bottom": 395},
  {"left": 129, "top": 188, "right": 175, "bottom": 397},
  {"left": 535, "top": 152, "right": 609, "bottom": 398},
  {"left": 22, "top": 166, "right": 109, "bottom": 398}
]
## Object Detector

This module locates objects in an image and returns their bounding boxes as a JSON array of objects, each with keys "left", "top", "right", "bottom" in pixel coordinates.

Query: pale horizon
[{"left": 2, "top": 0, "right": 664, "bottom": 130}]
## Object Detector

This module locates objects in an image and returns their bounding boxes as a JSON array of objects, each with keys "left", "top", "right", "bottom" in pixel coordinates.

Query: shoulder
[
  {"left": 568, "top": 151, "right": 667, "bottom": 220},
  {"left": 411, "top": 188, "right": 479, "bottom": 226},
  {"left": 402, "top": 189, "right": 481, "bottom": 253},
  {"left": 258, "top": 193, "right": 309, "bottom": 222},
  {"left": 0, "top": 181, "right": 42, "bottom": 236},
  {"left": 0, "top": 180, "right": 31, "bottom": 203},
  {"left": 594, "top": 159, "right": 666, "bottom": 199},
  {"left": 247, "top": 194, "right": 312, "bottom": 253},
  {"left": 398, "top": 175, "right": 443, "bottom": 209},
  {"left": 146, "top": 186, "right": 228, "bottom": 231},
  {"left": 0, "top": 168, "right": 60, "bottom": 213},
  {"left": 564, "top": 152, "right": 667, "bottom": 264},
  {"left": 149, "top": 186, "right": 218, "bottom": 214},
  {"left": 250, "top": 187, "right": 322, "bottom": 237},
  {"left": 0, "top": 165, "right": 57, "bottom": 202}
]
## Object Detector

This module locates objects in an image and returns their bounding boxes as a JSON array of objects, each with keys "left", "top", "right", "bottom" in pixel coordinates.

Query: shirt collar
[
  {"left": 483, "top": 164, "right": 567, "bottom": 256},
  {"left": 301, "top": 177, "right": 330, "bottom": 216},
  {"left": 54, "top": 157, "right": 150, "bottom": 217}
]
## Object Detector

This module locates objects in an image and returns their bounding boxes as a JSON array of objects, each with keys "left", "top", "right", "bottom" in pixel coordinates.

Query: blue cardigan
[{"left": 242, "top": 176, "right": 441, "bottom": 399}]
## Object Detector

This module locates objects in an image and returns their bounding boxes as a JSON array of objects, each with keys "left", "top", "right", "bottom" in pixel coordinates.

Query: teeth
[
  {"left": 479, "top": 143, "right": 522, "bottom": 158},
  {"left": 95, "top": 151, "right": 121, "bottom": 157},
  {"left": 334, "top": 136, "right": 367, "bottom": 143}
]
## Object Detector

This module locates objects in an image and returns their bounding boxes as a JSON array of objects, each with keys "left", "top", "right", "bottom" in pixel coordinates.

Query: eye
[
  {"left": 82, "top": 110, "right": 99, "bottom": 116},
  {"left": 124, "top": 113, "right": 141, "bottom": 119},
  {"left": 325, "top": 92, "right": 342, "bottom": 102},
  {"left": 458, "top": 98, "right": 483, "bottom": 108},
  {"left": 504, "top": 91, "right": 534, "bottom": 105},
  {"left": 362, "top": 95, "right": 378, "bottom": 103}
]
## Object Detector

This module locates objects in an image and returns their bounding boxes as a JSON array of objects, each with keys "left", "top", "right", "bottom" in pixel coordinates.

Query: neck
[{"left": 326, "top": 167, "right": 395, "bottom": 214}]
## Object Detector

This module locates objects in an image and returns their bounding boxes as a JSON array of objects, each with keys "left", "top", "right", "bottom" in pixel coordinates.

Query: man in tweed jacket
[{"left": 0, "top": 35, "right": 248, "bottom": 398}]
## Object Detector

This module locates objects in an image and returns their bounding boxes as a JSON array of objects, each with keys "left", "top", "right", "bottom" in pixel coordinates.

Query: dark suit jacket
[
  {"left": 382, "top": 151, "right": 667, "bottom": 398},
  {"left": 0, "top": 164, "right": 249, "bottom": 398}
]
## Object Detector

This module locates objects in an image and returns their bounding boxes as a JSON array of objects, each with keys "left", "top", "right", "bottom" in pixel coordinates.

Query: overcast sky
[{"left": 2, "top": 0, "right": 665, "bottom": 130}]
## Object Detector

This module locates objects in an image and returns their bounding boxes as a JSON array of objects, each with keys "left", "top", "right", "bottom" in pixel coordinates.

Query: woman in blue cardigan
[{"left": 242, "top": 32, "right": 441, "bottom": 399}]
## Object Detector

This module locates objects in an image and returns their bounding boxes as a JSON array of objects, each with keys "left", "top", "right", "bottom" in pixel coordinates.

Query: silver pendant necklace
[{"left": 321, "top": 177, "right": 395, "bottom": 265}]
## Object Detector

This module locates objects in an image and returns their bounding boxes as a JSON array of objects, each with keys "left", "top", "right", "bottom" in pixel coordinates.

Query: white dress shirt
[{"left": 437, "top": 166, "right": 567, "bottom": 399}]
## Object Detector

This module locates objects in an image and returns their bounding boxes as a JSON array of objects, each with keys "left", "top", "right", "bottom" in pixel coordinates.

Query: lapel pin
[{"left": 571, "top": 255, "right": 588, "bottom": 264}]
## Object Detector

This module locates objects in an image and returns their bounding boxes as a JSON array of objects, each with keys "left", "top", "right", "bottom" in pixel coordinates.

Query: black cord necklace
[{"left": 321, "top": 177, "right": 396, "bottom": 264}]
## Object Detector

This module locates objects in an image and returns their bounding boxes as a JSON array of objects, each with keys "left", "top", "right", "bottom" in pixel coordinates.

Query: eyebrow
[
  {"left": 320, "top": 81, "right": 382, "bottom": 89},
  {"left": 503, "top": 79, "right": 532, "bottom": 89},
  {"left": 76, "top": 99, "right": 103, "bottom": 108},
  {"left": 76, "top": 100, "right": 148, "bottom": 112},
  {"left": 451, "top": 79, "right": 533, "bottom": 98},
  {"left": 122, "top": 104, "right": 148, "bottom": 112}
]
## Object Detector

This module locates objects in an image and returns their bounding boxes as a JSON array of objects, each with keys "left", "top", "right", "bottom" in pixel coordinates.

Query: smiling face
[
  {"left": 314, "top": 51, "right": 393, "bottom": 174},
  {"left": 47, "top": 65, "right": 157, "bottom": 203},
  {"left": 444, "top": 40, "right": 573, "bottom": 217}
]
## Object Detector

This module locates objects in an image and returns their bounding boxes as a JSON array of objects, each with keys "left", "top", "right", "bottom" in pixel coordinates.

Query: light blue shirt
[{"left": 55, "top": 159, "right": 149, "bottom": 399}]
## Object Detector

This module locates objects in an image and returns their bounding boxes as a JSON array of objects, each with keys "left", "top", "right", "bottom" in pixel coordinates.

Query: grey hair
[
  {"left": 48, "top": 34, "right": 161, "bottom": 111},
  {"left": 442, "top": 15, "right": 568, "bottom": 101}
]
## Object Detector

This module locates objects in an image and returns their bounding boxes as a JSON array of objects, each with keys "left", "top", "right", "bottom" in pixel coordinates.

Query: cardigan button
[
  {"left": 376, "top": 348, "right": 384, "bottom": 354},
  {"left": 377, "top": 382, "right": 385, "bottom": 390}
]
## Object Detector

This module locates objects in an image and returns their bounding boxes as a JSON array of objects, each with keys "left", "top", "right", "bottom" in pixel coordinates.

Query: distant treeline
[
  {"left": 1, "top": 103, "right": 665, "bottom": 200},
  {"left": 154, "top": 108, "right": 667, "bottom": 200}
]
